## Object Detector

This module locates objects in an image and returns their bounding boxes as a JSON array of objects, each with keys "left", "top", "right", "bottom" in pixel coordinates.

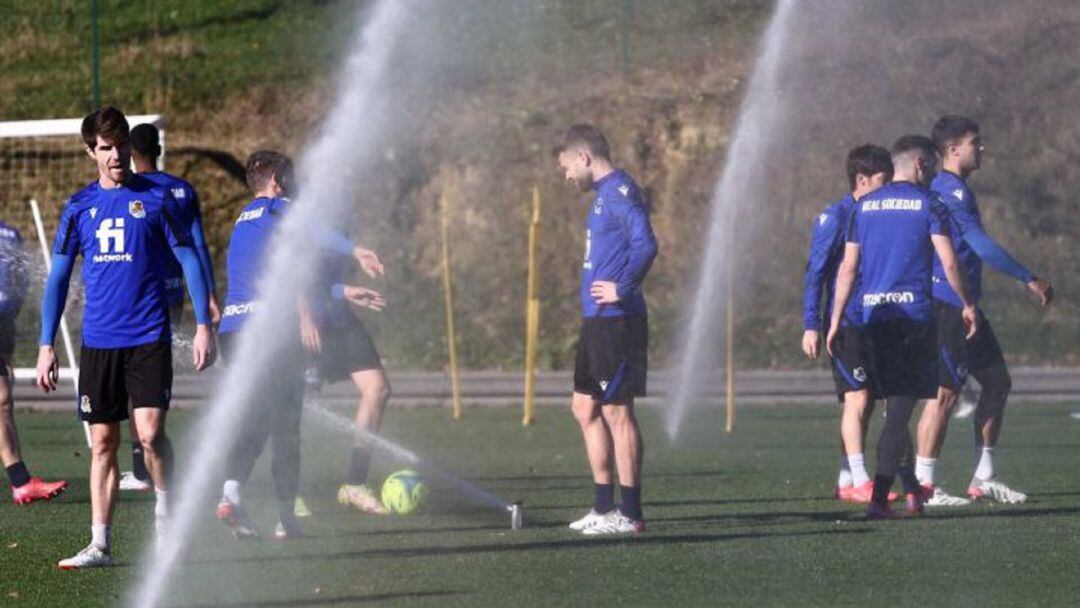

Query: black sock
[
  {"left": 347, "top": 447, "right": 372, "bottom": 485},
  {"left": 871, "top": 474, "right": 894, "bottom": 506},
  {"left": 594, "top": 483, "right": 615, "bottom": 513},
  {"left": 619, "top": 485, "right": 642, "bottom": 521},
  {"left": 5, "top": 461, "right": 31, "bottom": 488},
  {"left": 898, "top": 463, "right": 921, "bottom": 495},
  {"left": 132, "top": 442, "right": 149, "bottom": 481}
]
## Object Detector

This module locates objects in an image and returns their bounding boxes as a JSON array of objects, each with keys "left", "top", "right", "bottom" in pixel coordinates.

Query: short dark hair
[
  {"left": 845, "top": 144, "right": 893, "bottom": 189},
  {"left": 931, "top": 115, "right": 980, "bottom": 155},
  {"left": 556, "top": 123, "right": 611, "bottom": 161},
  {"left": 245, "top": 150, "right": 293, "bottom": 194},
  {"left": 130, "top": 123, "right": 161, "bottom": 158},
  {"left": 81, "top": 107, "right": 129, "bottom": 150},
  {"left": 892, "top": 134, "right": 936, "bottom": 160}
]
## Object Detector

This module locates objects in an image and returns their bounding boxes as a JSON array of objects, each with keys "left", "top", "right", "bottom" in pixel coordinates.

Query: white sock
[
  {"left": 847, "top": 454, "right": 869, "bottom": 486},
  {"left": 915, "top": 457, "right": 937, "bottom": 486},
  {"left": 155, "top": 488, "right": 169, "bottom": 519},
  {"left": 837, "top": 455, "right": 853, "bottom": 487},
  {"left": 91, "top": 524, "right": 110, "bottom": 552},
  {"left": 223, "top": 479, "right": 242, "bottom": 506},
  {"left": 974, "top": 446, "right": 996, "bottom": 481}
]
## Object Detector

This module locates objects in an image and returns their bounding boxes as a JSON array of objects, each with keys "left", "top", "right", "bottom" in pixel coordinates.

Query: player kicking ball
[
  {"left": 37, "top": 107, "right": 216, "bottom": 568},
  {"left": 827, "top": 135, "right": 976, "bottom": 520},
  {"left": 214, "top": 151, "right": 384, "bottom": 540},
  {"left": 913, "top": 116, "right": 1053, "bottom": 506},
  {"left": 801, "top": 144, "right": 893, "bottom": 503},
  {"left": 555, "top": 124, "right": 658, "bottom": 535},
  {"left": 0, "top": 219, "right": 67, "bottom": 504}
]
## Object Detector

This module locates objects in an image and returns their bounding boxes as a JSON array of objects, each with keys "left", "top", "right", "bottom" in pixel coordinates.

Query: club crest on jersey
[
  {"left": 129, "top": 200, "right": 146, "bottom": 219},
  {"left": 593, "top": 197, "right": 603, "bottom": 215},
  {"left": 853, "top": 367, "right": 867, "bottom": 383},
  {"left": 80, "top": 395, "right": 91, "bottom": 413},
  {"left": 953, "top": 189, "right": 964, "bottom": 201}
]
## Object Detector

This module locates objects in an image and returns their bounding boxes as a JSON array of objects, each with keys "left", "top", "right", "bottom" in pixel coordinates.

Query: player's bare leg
[
  {"left": 584, "top": 400, "right": 645, "bottom": 534},
  {"left": 838, "top": 389, "right": 877, "bottom": 501},
  {"left": 968, "top": 364, "right": 1025, "bottom": 502},
  {"left": 2, "top": 363, "right": 67, "bottom": 504},
  {"left": 120, "top": 413, "right": 151, "bottom": 491},
  {"left": 134, "top": 407, "right": 174, "bottom": 540},
  {"left": 60, "top": 421, "right": 120, "bottom": 568},
  {"left": 338, "top": 369, "right": 391, "bottom": 514},
  {"left": 914, "top": 387, "right": 970, "bottom": 505},
  {"left": 568, "top": 391, "right": 616, "bottom": 532}
]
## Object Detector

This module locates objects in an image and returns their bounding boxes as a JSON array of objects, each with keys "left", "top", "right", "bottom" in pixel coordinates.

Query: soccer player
[
  {"left": 37, "top": 107, "right": 216, "bottom": 568},
  {"left": 827, "top": 135, "right": 977, "bottom": 519},
  {"left": 214, "top": 151, "right": 383, "bottom": 539},
  {"left": 1, "top": 219, "right": 68, "bottom": 504},
  {"left": 801, "top": 144, "right": 892, "bottom": 503},
  {"left": 914, "top": 115, "right": 1053, "bottom": 505},
  {"left": 555, "top": 124, "right": 658, "bottom": 535},
  {"left": 111, "top": 123, "right": 221, "bottom": 493}
]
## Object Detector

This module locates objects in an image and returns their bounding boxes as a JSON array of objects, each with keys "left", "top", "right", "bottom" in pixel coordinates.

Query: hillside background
[{"left": 1, "top": 0, "right": 1076, "bottom": 371}]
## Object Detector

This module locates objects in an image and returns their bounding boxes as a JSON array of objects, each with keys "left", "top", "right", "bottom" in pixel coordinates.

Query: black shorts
[
  {"left": 78, "top": 341, "right": 172, "bottom": 424},
  {"left": 864, "top": 319, "right": 937, "bottom": 399},
  {"left": 936, "top": 302, "right": 1005, "bottom": 391},
  {"left": 218, "top": 331, "right": 305, "bottom": 407},
  {"left": 830, "top": 325, "right": 873, "bottom": 401},
  {"left": 318, "top": 317, "right": 382, "bottom": 383},
  {"left": 574, "top": 316, "right": 648, "bottom": 404},
  {"left": 0, "top": 314, "right": 15, "bottom": 363}
]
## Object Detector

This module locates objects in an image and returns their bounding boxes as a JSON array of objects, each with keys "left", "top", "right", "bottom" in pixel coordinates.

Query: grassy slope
[{"left": 1, "top": 402, "right": 1078, "bottom": 606}]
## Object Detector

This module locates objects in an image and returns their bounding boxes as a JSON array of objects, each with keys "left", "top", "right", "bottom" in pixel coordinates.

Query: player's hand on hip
[
  {"left": 343, "top": 285, "right": 386, "bottom": 311},
  {"left": 35, "top": 346, "right": 58, "bottom": 393},
  {"left": 590, "top": 281, "right": 619, "bottom": 304},
  {"left": 1027, "top": 278, "right": 1053, "bottom": 307},
  {"left": 353, "top": 247, "right": 385, "bottom": 278},
  {"left": 192, "top": 324, "right": 216, "bottom": 371},
  {"left": 962, "top": 305, "right": 979, "bottom": 339},
  {"left": 824, "top": 324, "right": 839, "bottom": 357},
  {"left": 802, "top": 330, "right": 820, "bottom": 360}
]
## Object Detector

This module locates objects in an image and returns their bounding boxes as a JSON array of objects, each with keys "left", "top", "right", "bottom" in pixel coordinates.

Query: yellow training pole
[
  {"left": 522, "top": 186, "right": 541, "bottom": 426},
  {"left": 440, "top": 185, "right": 463, "bottom": 419},
  {"left": 725, "top": 225, "right": 736, "bottom": 433}
]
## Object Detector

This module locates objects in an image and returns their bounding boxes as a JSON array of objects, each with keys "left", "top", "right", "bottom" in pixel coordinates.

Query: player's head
[
  {"left": 81, "top": 107, "right": 131, "bottom": 185},
  {"left": 932, "top": 115, "right": 982, "bottom": 173},
  {"left": 130, "top": 123, "right": 161, "bottom": 170},
  {"left": 554, "top": 124, "right": 612, "bottom": 192},
  {"left": 845, "top": 144, "right": 892, "bottom": 197},
  {"left": 891, "top": 134, "right": 938, "bottom": 187},
  {"left": 245, "top": 150, "right": 295, "bottom": 198}
]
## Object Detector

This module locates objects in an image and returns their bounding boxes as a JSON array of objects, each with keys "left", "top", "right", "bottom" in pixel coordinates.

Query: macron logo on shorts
[{"left": 862, "top": 291, "right": 916, "bottom": 307}]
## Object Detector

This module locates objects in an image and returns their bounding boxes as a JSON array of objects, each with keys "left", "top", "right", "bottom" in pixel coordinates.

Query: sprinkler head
[{"left": 508, "top": 502, "right": 523, "bottom": 530}]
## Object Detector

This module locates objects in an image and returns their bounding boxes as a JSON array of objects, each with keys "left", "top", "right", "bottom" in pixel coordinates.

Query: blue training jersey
[
  {"left": 847, "top": 181, "right": 949, "bottom": 325},
  {"left": 802, "top": 194, "right": 862, "bottom": 330},
  {"left": 580, "top": 170, "right": 658, "bottom": 318},
  {"left": 219, "top": 197, "right": 288, "bottom": 334},
  {"left": 53, "top": 175, "right": 191, "bottom": 348},
  {"left": 139, "top": 171, "right": 203, "bottom": 307},
  {"left": 0, "top": 221, "right": 27, "bottom": 318},
  {"left": 930, "top": 170, "right": 1034, "bottom": 308}
]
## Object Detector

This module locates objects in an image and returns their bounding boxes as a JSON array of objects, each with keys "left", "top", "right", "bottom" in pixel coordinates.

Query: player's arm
[
  {"left": 801, "top": 210, "right": 839, "bottom": 359},
  {"left": 931, "top": 234, "right": 978, "bottom": 339},
  {"left": 317, "top": 227, "right": 384, "bottom": 278},
  {"left": 825, "top": 243, "right": 858, "bottom": 357},
  {"left": 591, "top": 200, "right": 658, "bottom": 304},
  {"left": 36, "top": 253, "right": 75, "bottom": 392},
  {"left": 172, "top": 245, "right": 216, "bottom": 370},
  {"left": 333, "top": 283, "right": 385, "bottom": 311},
  {"left": 187, "top": 190, "right": 221, "bottom": 321},
  {"left": 948, "top": 196, "right": 1051, "bottom": 306}
]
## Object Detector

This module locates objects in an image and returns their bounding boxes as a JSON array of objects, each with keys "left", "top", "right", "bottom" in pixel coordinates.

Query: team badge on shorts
[
  {"left": 129, "top": 200, "right": 146, "bottom": 218},
  {"left": 80, "top": 395, "right": 92, "bottom": 413},
  {"left": 853, "top": 367, "right": 867, "bottom": 383}
]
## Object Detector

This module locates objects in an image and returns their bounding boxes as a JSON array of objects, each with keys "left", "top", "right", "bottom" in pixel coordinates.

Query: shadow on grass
[
  {"left": 472, "top": 470, "right": 727, "bottom": 483},
  {"left": 520, "top": 495, "right": 835, "bottom": 512},
  {"left": 177, "top": 589, "right": 460, "bottom": 607},
  {"left": 184, "top": 527, "right": 874, "bottom": 567}
]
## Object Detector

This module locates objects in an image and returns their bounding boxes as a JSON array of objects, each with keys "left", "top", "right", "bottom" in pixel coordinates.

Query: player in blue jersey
[
  {"left": 801, "top": 144, "right": 893, "bottom": 504},
  {"left": 827, "top": 135, "right": 976, "bottom": 520},
  {"left": 103, "top": 123, "right": 221, "bottom": 494},
  {"left": 36, "top": 107, "right": 215, "bottom": 568},
  {"left": 555, "top": 124, "right": 658, "bottom": 535},
  {"left": 913, "top": 116, "right": 1053, "bottom": 505},
  {"left": 0, "top": 220, "right": 68, "bottom": 504},
  {"left": 214, "top": 151, "right": 383, "bottom": 540}
]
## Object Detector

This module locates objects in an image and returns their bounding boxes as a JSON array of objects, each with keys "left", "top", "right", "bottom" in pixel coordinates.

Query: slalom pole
[
  {"left": 440, "top": 183, "right": 463, "bottom": 420},
  {"left": 522, "top": 186, "right": 541, "bottom": 426},
  {"left": 30, "top": 200, "right": 91, "bottom": 448}
]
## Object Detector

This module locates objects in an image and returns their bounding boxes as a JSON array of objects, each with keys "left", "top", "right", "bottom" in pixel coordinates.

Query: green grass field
[{"left": 1, "top": 401, "right": 1078, "bottom": 607}]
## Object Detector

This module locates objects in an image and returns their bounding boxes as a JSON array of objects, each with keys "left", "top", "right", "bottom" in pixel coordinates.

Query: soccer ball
[{"left": 381, "top": 469, "right": 428, "bottom": 514}]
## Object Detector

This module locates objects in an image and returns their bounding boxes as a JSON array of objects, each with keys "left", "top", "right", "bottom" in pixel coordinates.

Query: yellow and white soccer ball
[{"left": 381, "top": 469, "right": 428, "bottom": 515}]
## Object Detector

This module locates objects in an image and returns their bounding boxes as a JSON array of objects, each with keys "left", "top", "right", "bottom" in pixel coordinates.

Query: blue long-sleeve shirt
[
  {"left": 139, "top": 171, "right": 217, "bottom": 306},
  {"left": 802, "top": 194, "right": 862, "bottom": 330},
  {"left": 931, "top": 170, "right": 1035, "bottom": 308},
  {"left": 580, "top": 170, "right": 658, "bottom": 318},
  {"left": 0, "top": 221, "right": 28, "bottom": 318}
]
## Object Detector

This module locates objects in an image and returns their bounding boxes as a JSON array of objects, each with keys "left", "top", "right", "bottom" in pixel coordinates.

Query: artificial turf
[{"left": 1, "top": 401, "right": 1078, "bottom": 607}]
